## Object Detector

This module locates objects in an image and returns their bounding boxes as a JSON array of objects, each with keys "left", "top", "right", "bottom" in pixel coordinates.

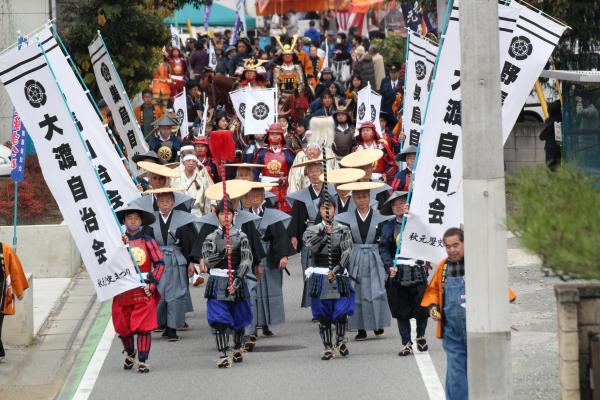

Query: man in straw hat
[
  {"left": 147, "top": 114, "right": 183, "bottom": 163},
  {"left": 391, "top": 144, "right": 417, "bottom": 192},
  {"left": 131, "top": 161, "right": 195, "bottom": 213},
  {"left": 144, "top": 187, "right": 199, "bottom": 342},
  {"left": 191, "top": 179, "right": 265, "bottom": 274},
  {"left": 132, "top": 150, "right": 165, "bottom": 191},
  {"left": 321, "top": 168, "right": 366, "bottom": 214},
  {"left": 335, "top": 181, "right": 394, "bottom": 340},
  {"left": 287, "top": 158, "right": 336, "bottom": 309},
  {"left": 378, "top": 191, "right": 430, "bottom": 357},
  {"left": 303, "top": 196, "right": 354, "bottom": 360},
  {"left": 201, "top": 190, "right": 255, "bottom": 368},
  {"left": 113, "top": 204, "right": 165, "bottom": 373},
  {"left": 242, "top": 182, "right": 294, "bottom": 347},
  {"left": 339, "top": 148, "right": 392, "bottom": 208}
]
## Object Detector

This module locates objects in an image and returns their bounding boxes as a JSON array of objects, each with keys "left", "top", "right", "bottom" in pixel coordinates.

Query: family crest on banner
[{"left": 356, "top": 84, "right": 382, "bottom": 135}]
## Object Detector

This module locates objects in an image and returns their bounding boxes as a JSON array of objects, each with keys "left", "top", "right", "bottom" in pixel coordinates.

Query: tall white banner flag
[
  {"left": 244, "top": 88, "right": 275, "bottom": 135},
  {"left": 173, "top": 88, "right": 189, "bottom": 138},
  {"left": 89, "top": 35, "right": 148, "bottom": 171},
  {"left": 208, "top": 40, "right": 218, "bottom": 71},
  {"left": 400, "top": 2, "right": 520, "bottom": 263},
  {"left": 356, "top": 84, "right": 382, "bottom": 134},
  {"left": 402, "top": 31, "right": 438, "bottom": 146},
  {"left": 170, "top": 25, "right": 180, "bottom": 48},
  {"left": 230, "top": 88, "right": 246, "bottom": 124},
  {"left": 0, "top": 43, "right": 140, "bottom": 301},
  {"left": 501, "top": 2, "right": 566, "bottom": 142},
  {"left": 38, "top": 26, "right": 139, "bottom": 207}
]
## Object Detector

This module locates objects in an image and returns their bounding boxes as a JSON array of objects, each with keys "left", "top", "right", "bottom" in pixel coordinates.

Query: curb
[{"left": 56, "top": 300, "right": 112, "bottom": 400}]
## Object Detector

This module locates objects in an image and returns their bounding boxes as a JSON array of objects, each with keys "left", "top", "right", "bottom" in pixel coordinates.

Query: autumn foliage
[{"left": 0, "top": 156, "right": 61, "bottom": 225}]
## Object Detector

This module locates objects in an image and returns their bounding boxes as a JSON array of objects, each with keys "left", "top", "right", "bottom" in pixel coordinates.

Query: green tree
[
  {"left": 371, "top": 33, "right": 406, "bottom": 67},
  {"left": 60, "top": 1, "right": 175, "bottom": 96},
  {"left": 507, "top": 164, "right": 600, "bottom": 279}
]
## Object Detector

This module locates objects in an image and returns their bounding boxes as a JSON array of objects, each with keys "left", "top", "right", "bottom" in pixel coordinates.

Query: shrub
[{"left": 507, "top": 164, "right": 600, "bottom": 279}]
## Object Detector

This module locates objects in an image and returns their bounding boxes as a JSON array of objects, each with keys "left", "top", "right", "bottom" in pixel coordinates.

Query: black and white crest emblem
[
  {"left": 24, "top": 79, "right": 47, "bottom": 108},
  {"left": 415, "top": 60, "right": 427, "bottom": 80},
  {"left": 370, "top": 104, "right": 376, "bottom": 121},
  {"left": 252, "top": 102, "right": 269, "bottom": 120},
  {"left": 100, "top": 62, "right": 111, "bottom": 82},
  {"left": 176, "top": 109, "right": 184, "bottom": 125},
  {"left": 358, "top": 103, "right": 366, "bottom": 120},
  {"left": 239, "top": 103, "right": 246, "bottom": 119},
  {"left": 508, "top": 36, "right": 533, "bottom": 61}
]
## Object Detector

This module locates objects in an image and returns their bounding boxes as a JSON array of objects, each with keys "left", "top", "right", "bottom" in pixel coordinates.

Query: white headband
[
  {"left": 182, "top": 154, "right": 198, "bottom": 162},
  {"left": 180, "top": 145, "right": 195, "bottom": 153}
]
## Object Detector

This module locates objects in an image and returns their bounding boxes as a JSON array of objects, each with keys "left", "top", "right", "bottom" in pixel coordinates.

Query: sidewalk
[{"left": 0, "top": 269, "right": 99, "bottom": 400}]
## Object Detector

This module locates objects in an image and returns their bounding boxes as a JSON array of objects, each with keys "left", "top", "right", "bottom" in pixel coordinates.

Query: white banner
[
  {"left": 0, "top": 43, "right": 140, "bottom": 301},
  {"left": 400, "top": 2, "right": 520, "bottom": 263},
  {"left": 89, "top": 35, "right": 148, "bottom": 172},
  {"left": 38, "top": 26, "right": 139, "bottom": 207},
  {"left": 208, "top": 39, "right": 218, "bottom": 71},
  {"left": 230, "top": 88, "right": 246, "bottom": 124},
  {"left": 244, "top": 88, "right": 275, "bottom": 135},
  {"left": 356, "top": 84, "right": 382, "bottom": 135},
  {"left": 501, "top": 2, "right": 566, "bottom": 142},
  {"left": 402, "top": 31, "right": 438, "bottom": 146},
  {"left": 173, "top": 88, "right": 189, "bottom": 138},
  {"left": 170, "top": 25, "right": 180, "bottom": 48}
]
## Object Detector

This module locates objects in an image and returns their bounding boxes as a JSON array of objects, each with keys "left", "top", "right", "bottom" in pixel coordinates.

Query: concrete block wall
[
  {"left": 3, "top": 273, "right": 34, "bottom": 346},
  {"left": 555, "top": 284, "right": 600, "bottom": 399},
  {"left": 504, "top": 122, "right": 546, "bottom": 174},
  {"left": 0, "top": 224, "right": 81, "bottom": 278}
]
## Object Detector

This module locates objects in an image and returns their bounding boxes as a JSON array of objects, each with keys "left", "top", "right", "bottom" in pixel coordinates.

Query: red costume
[
  {"left": 193, "top": 136, "right": 220, "bottom": 183},
  {"left": 353, "top": 121, "right": 398, "bottom": 185},
  {"left": 254, "top": 123, "right": 295, "bottom": 213},
  {"left": 168, "top": 48, "right": 187, "bottom": 99},
  {"left": 112, "top": 234, "right": 164, "bottom": 336}
]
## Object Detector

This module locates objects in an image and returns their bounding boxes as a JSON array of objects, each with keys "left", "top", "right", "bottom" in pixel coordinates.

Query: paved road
[
  {"left": 87, "top": 254, "right": 445, "bottom": 400},
  {"left": 83, "top": 241, "right": 560, "bottom": 400}
]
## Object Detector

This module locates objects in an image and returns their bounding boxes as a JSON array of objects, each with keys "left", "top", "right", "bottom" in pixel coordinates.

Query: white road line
[
  {"left": 411, "top": 320, "right": 446, "bottom": 400},
  {"left": 73, "top": 319, "right": 116, "bottom": 400}
]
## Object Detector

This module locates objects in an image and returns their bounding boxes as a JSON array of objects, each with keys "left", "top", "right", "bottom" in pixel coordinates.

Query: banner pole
[
  {"left": 50, "top": 24, "right": 139, "bottom": 186},
  {"left": 399, "top": 29, "right": 411, "bottom": 154},
  {"left": 395, "top": 0, "right": 453, "bottom": 258},
  {"left": 37, "top": 38, "right": 144, "bottom": 284},
  {"left": 12, "top": 182, "right": 18, "bottom": 250}
]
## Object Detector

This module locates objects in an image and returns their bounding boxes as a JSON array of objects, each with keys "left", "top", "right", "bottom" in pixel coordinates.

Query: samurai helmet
[
  {"left": 275, "top": 35, "right": 298, "bottom": 55},
  {"left": 242, "top": 57, "right": 268, "bottom": 72}
]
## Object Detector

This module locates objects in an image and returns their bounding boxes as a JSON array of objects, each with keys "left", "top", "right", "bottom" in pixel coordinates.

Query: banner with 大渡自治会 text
[{"left": 0, "top": 42, "right": 140, "bottom": 301}]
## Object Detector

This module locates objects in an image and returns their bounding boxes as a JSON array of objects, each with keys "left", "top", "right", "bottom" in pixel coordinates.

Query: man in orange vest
[
  {"left": 421, "top": 228, "right": 516, "bottom": 400},
  {"left": 0, "top": 242, "right": 29, "bottom": 362}
]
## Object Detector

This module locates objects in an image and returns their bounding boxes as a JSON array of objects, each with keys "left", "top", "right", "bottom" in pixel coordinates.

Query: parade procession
[{"left": 0, "top": 0, "right": 589, "bottom": 399}]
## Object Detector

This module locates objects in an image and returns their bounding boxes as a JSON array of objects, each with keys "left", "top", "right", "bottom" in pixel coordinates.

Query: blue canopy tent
[{"left": 164, "top": 3, "right": 256, "bottom": 29}]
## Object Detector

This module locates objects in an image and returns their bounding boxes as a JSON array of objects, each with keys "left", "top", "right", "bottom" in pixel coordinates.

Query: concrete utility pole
[
  {"left": 459, "top": 0, "right": 512, "bottom": 399},
  {"left": 436, "top": 0, "right": 448, "bottom": 35}
]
